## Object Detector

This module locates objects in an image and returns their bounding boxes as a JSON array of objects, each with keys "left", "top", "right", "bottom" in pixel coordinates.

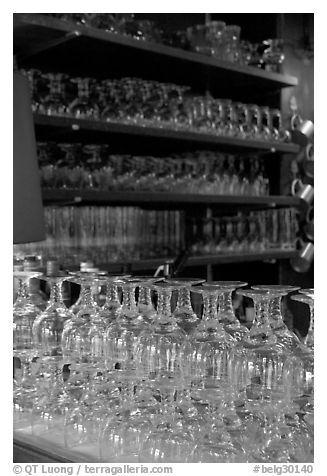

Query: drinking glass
[
  {"left": 68, "top": 271, "right": 103, "bottom": 315},
  {"left": 166, "top": 277, "right": 205, "bottom": 334},
  {"left": 31, "top": 273, "right": 74, "bottom": 432},
  {"left": 98, "top": 274, "right": 129, "bottom": 325},
  {"left": 40, "top": 73, "right": 68, "bottom": 116},
  {"left": 291, "top": 291, "right": 314, "bottom": 352},
  {"left": 139, "top": 423, "right": 195, "bottom": 463},
  {"left": 260, "top": 106, "right": 272, "bottom": 141},
  {"left": 13, "top": 271, "right": 43, "bottom": 415},
  {"left": 135, "top": 282, "right": 187, "bottom": 426},
  {"left": 136, "top": 276, "right": 164, "bottom": 324},
  {"left": 105, "top": 278, "right": 151, "bottom": 372},
  {"left": 222, "top": 25, "right": 241, "bottom": 63},
  {"left": 248, "top": 104, "right": 262, "bottom": 139},
  {"left": 186, "top": 24, "right": 212, "bottom": 55},
  {"left": 251, "top": 285, "right": 303, "bottom": 353},
  {"left": 235, "top": 289, "right": 278, "bottom": 351},
  {"left": 203, "top": 281, "right": 249, "bottom": 341},
  {"left": 100, "top": 405, "right": 154, "bottom": 462},
  {"left": 271, "top": 109, "right": 283, "bottom": 141},
  {"left": 262, "top": 39, "right": 285, "bottom": 72},
  {"left": 67, "top": 77, "right": 100, "bottom": 119},
  {"left": 206, "top": 21, "right": 226, "bottom": 59},
  {"left": 291, "top": 290, "right": 314, "bottom": 422}
]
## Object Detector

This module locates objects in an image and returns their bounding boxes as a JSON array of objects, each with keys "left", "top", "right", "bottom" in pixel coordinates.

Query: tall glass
[
  {"left": 31, "top": 273, "right": 74, "bottom": 433},
  {"left": 13, "top": 271, "right": 43, "bottom": 417},
  {"left": 135, "top": 282, "right": 187, "bottom": 425}
]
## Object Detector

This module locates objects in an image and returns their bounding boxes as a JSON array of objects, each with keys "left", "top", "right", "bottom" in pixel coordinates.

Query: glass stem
[
  {"left": 139, "top": 286, "right": 152, "bottom": 308},
  {"left": 304, "top": 303, "right": 314, "bottom": 349},
  {"left": 48, "top": 280, "right": 65, "bottom": 306},
  {"left": 175, "top": 287, "right": 193, "bottom": 312},
  {"left": 121, "top": 285, "right": 137, "bottom": 313},
  {"left": 14, "top": 278, "right": 30, "bottom": 306},
  {"left": 105, "top": 282, "right": 121, "bottom": 306},
  {"left": 79, "top": 283, "right": 95, "bottom": 307},
  {"left": 269, "top": 295, "right": 284, "bottom": 329},
  {"left": 202, "top": 293, "right": 225, "bottom": 332},
  {"left": 218, "top": 289, "right": 236, "bottom": 323},
  {"left": 156, "top": 289, "right": 173, "bottom": 320},
  {"left": 253, "top": 298, "right": 273, "bottom": 338}
]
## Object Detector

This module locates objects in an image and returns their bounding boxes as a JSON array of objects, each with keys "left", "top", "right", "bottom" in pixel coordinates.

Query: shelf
[
  {"left": 93, "top": 250, "right": 299, "bottom": 272},
  {"left": 14, "top": 14, "right": 298, "bottom": 101},
  {"left": 42, "top": 189, "right": 305, "bottom": 210},
  {"left": 34, "top": 114, "right": 300, "bottom": 155},
  {"left": 14, "top": 427, "right": 97, "bottom": 463}
]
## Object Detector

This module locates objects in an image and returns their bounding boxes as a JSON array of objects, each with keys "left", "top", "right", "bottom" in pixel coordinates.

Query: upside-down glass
[
  {"left": 31, "top": 273, "right": 74, "bottom": 432},
  {"left": 98, "top": 274, "right": 129, "bottom": 325},
  {"left": 251, "top": 285, "right": 303, "bottom": 353},
  {"left": 165, "top": 277, "right": 204, "bottom": 334},
  {"left": 203, "top": 280, "right": 249, "bottom": 342},
  {"left": 235, "top": 289, "right": 279, "bottom": 351},
  {"left": 136, "top": 276, "right": 164, "bottom": 324},
  {"left": 291, "top": 291, "right": 314, "bottom": 352},
  {"left": 13, "top": 271, "right": 43, "bottom": 415}
]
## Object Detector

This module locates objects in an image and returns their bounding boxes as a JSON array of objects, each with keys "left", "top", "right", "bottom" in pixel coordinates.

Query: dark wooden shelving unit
[
  {"left": 13, "top": 13, "right": 302, "bottom": 272},
  {"left": 42, "top": 189, "right": 305, "bottom": 210},
  {"left": 92, "top": 250, "right": 299, "bottom": 273},
  {"left": 14, "top": 13, "right": 297, "bottom": 101},
  {"left": 34, "top": 113, "right": 300, "bottom": 155},
  {"left": 13, "top": 431, "right": 95, "bottom": 463}
]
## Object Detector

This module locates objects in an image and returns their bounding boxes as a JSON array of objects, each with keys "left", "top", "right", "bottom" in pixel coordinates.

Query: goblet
[
  {"left": 41, "top": 73, "right": 68, "bottom": 116},
  {"left": 251, "top": 284, "right": 303, "bottom": 352},
  {"left": 105, "top": 278, "right": 152, "bottom": 372},
  {"left": 135, "top": 283, "right": 187, "bottom": 426},
  {"left": 203, "top": 280, "right": 249, "bottom": 341},
  {"left": 291, "top": 291, "right": 314, "bottom": 351},
  {"left": 139, "top": 424, "right": 195, "bottom": 463},
  {"left": 31, "top": 273, "right": 74, "bottom": 433},
  {"left": 68, "top": 271, "right": 104, "bottom": 315},
  {"left": 67, "top": 77, "right": 100, "bottom": 120},
  {"left": 100, "top": 407, "right": 154, "bottom": 462},
  {"left": 98, "top": 274, "right": 129, "bottom": 325},
  {"left": 13, "top": 271, "right": 43, "bottom": 416},
  {"left": 166, "top": 277, "right": 205, "bottom": 334},
  {"left": 189, "top": 285, "right": 236, "bottom": 349},
  {"left": 136, "top": 276, "right": 164, "bottom": 324},
  {"left": 290, "top": 291, "right": 314, "bottom": 418},
  {"left": 236, "top": 289, "right": 279, "bottom": 351}
]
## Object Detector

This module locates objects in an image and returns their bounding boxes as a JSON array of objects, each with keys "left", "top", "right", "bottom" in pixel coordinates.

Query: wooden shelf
[
  {"left": 34, "top": 114, "right": 300, "bottom": 155},
  {"left": 93, "top": 250, "right": 299, "bottom": 272},
  {"left": 42, "top": 189, "right": 305, "bottom": 210},
  {"left": 14, "top": 13, "right": 298, "bottom": 101},
  {"left": 14, "top": 429, "right": 97, "bottom": 463}
]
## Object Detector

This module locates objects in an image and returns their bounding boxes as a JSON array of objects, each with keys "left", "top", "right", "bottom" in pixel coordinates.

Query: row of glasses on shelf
[
  {"left": 186, "top": 21, "right": 285, "bottom": 71},
  {"left": 21, "top": 68, "right": 289, "bottom": 142},
  {"left": 44, "top": 14, "right": 284, "bottom": 71},
  {"left": 38, "top": 143, "right": 270, "bottom": 196},
  {"left": 45, "top": 13, "right": 164, "bottom": 43},
  {"left": 29, "top": 206, "right": 185, "bottom": 266},
  {"left": 189, "top": 209, "right": 299, "bottom": 255},
  {"left": 15, "top": 206, "right": 298, "bottom": 269},
  {"left": 13, "top": 266, "right": 313, "bottom": 462}
]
